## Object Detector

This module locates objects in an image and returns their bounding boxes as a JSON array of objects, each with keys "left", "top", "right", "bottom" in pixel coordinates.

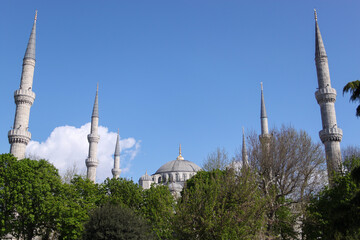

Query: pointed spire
[
  {"left": 177, "top": 144, "right": 184, "bottom": 160},
  {"left": 114, "top": 129, "right": 120, "bottom": 156},
  {"left": 314, "top": 9, "right": 327, "bottom": 59},
  {"left": 92, "top": 83, "right": 99, "bottom": 117},
  {"left": 260, "top": 82, "right": 269, "bottom": 135},
  {"left": 242, "top": 127, "right": 249, "bottom": 167},
  {"left": 260, "top": 82, "right": 267, "bottom": 118},
  {"left": 24, "top": 10, "right": 37, "bottom": 60}
]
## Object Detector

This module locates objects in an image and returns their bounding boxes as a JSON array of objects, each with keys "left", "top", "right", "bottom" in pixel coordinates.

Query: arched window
[
  {"left": 183, "top": 173, "right": 187, "bottom": 181},
  {"left": 158, "top": 176, "right": 162, "bottom": 183},
  {"left": 169, "top": 174, "right": 174, "bottom": 182},
  {"left": 176, "top": 173, "right": 180, "bottom": 182}
]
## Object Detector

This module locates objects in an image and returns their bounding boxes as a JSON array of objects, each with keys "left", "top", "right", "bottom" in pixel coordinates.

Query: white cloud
[{"left": 26, "top": 123, "right": 140, "bottom": 182}]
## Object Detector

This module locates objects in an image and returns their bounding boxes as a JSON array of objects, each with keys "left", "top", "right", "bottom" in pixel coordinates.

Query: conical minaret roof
[
  {"left": 24, "top": 11, "right": 37, "bottom": 60},
  {"left": 92, "top": 84, "right": 99, "bottom": 117},
  {"left": 260, "top": 82, "right": 267, "bottom": 118},
  {"left": 114, "top": 130, "right": 120, "bottom": 157},
  {"left": 314, "top": 9, "right": 327, "bottom": 59},
  {"left": 242, "top": 127, "right": 249, "bottom": 167}
]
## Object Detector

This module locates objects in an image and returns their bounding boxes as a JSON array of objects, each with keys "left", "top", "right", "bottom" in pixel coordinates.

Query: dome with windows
[{"left": 138, "top": 144, "right": 201, "bottom": 196}]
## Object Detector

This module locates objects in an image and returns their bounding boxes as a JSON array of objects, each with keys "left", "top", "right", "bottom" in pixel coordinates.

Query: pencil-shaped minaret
[
  {"left": 86, "top": 85, "right": 100, "bottom": 182},
  {"left": 8, "top": 11, "right": 38, "bottom": 159},
  {"left": 314, "top": 10, "right": 342, "bottom": 180},
  {"left": 112, "top": 130, "right": 121, "bottom": 179},
  {"left": 259, "top": 82, "right": 271, "bottom": 143},
  {"left": 242, "top": 127, "right": 249, "bottom": 168}
]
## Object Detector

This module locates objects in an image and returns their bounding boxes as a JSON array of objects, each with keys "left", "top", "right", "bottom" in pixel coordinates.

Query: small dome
[
  {"left": 139, "top": 171, "right": 152, "bottom": 181},
  {"left": 155, "top": 159, "right": 201, "bottom": 174}
]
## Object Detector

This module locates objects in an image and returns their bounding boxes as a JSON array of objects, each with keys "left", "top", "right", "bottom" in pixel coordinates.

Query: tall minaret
[
  {"left": 112, "top": 130, "right": 121, "bottom": 179},
  {"left": 314, "top": 10, "right": 342, "bottom": 180},
  {"left": 8, "top": 11, "right": 38, "bottom": 159},
  {"left": 86, "top": 85, "right": 100, "bottom": 182},
  {"left": 259, "top": 82, "right": 271, "bottom": 142},
  {"left": 242, "top": 127, "right": 249, "bottom": 168}
]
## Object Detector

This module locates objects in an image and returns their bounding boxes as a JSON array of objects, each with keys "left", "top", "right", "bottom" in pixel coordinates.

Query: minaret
[
  {"left": 8, "top": 11, "right": 38, "bottom": 159},
  {"left": 112, "top": 129, "right": 121, "bottom": 179},
  {"left": 242, "top": 127, "right": 249, "bottom": 168},
  {"left": 176, "top": 144, "right": 184, "bottom": 160},
  {"left": 314, "top": 10, "right": 342, "bottom": 180},
  {"left": 86, "top": 85, "right": 100, "bottom": 182},
  {"left": 259, "top": 82, "right": 271, "bottom": 142}
]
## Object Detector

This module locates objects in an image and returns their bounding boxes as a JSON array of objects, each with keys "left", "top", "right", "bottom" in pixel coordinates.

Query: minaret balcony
[
  {"left": 319, "top": 127, "right": 343, "bottom": 143},
  {"left": 87, "top": 134, "right": 100, "bottom": 143},
  {"left": 86, "top": 157, "right": 99, "bottom": 167},
  {"left": 8, "top": 129, "right": 31, "bottom": 144},
  {"left": 315, "top": 87, "right": 336, "bottom": 104},
  {"left": 14, "top": 89, "right": 35, "bottom": 105}
]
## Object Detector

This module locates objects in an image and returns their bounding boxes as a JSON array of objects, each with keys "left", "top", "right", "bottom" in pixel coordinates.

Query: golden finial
[
  {"left": 34, "top": 10, "right": 38, "bottom": 21},
  {"left": 314, "top": 9, "right": 317, "bottom": 21},
  {"left": 177, "top": 144, "right": 184, "bottom": 160}
]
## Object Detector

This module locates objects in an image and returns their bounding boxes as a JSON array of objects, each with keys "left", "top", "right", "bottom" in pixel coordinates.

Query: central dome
[{"left": 155, "top": 159, "right": 201, "bottom": 174}]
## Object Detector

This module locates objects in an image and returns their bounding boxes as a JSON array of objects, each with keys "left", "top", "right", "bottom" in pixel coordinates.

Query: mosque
[{"left": 7, "top": 10, "right": 343, "bottom": 197}]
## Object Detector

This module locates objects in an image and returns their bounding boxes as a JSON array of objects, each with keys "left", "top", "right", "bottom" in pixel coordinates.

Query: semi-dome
[{"left": 139, "top": 171, "right": 152, "bottom": 181}]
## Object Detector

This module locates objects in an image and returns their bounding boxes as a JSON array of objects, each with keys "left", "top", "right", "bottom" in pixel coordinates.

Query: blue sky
[{"left": 1, "top": 1, "right": 360, "bottom": 182}]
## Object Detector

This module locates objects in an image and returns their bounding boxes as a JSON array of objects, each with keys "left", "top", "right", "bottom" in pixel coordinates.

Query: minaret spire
[
  {"left": 242, "top": 127, "right": 249, "bottom": 168},
  {"left": 314, "top": 10, "right": 342, "bottom": 182},
  {"left": 86, "top": 85, "right": 100, "bottom": 182},
  {"left": 8, "top": 11, "right": 38, "bottom": 159},
  {"left": 112, "top": 129, "right": 121, "bottom": 179},
  {"left": 260, "top": 82, "right": 270, "bottom": 138}
]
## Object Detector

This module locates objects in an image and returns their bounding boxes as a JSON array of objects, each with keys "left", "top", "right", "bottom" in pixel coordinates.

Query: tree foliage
[
  {"left": 343, "top": 80, "right": 360, "bottom": 117},
  {"left": 174, "top": 169, "right": 267, "bottom": 239},
  {"left": 0, "top": 154, "right": 63, "bottom": 240},
  {"left": 303, "top": 161, "right": 360, "bottom": 239},
  {"left": 83, "top": 203, "right": 154, "bottom": 240}
]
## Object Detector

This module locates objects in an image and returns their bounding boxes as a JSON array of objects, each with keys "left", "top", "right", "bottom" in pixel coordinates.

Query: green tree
[
  {"left": 83, "top": 203, "right": 154, "bottom": 240},
  {"left": 56, "top": 176, "right": 102, "bottom": 240},
  {"left": 343, "top": 80, "right": 360, "bottom": 117},
  {"left": 141, "top": 185, "right": 175, "bottom": 239},
  {"left": 303, "top": 163, "right": 360, "bottom": 239},
  {"left": 102, "top": 177, "right": 175, "bottom": 239},
  {"left": 0, "top": 154, "right": 63, "bottom": 240},
  {"left": 174, "top": 169, "right": 267, "bottom": 239},
  {"left": 102, "top": 177, "right": 143, "bottom": 210}
]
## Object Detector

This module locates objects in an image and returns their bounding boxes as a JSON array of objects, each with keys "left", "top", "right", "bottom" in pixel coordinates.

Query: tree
[
  {"left": 101, "top": 177, "right": 143, "bottom": 211},
  {"left": 303, "top": 162, "right": 360, "bottom": 239},
  {"left": 56, "top": 176, "right": 103, "bottom": 240},
  {"left": 247, "top": 126, "right": 326, "bottom": 238},
  {"left": 102, "top": 177, "right": 175, "bottom": 239},
  {"left": 174, "top": 169, "right": 267, "bottom": 239},
  {"left": 83, "top": 203, "right": 154, "bottom": 240},
  {"left": 202, "top": 147, "right": 230, "bottom": 171},
  {"left": 141, "top": 185, "right": 175, "bottom": 239},
  {"left": 343, "top": 80, "right": 360, "bottom": 117},
  {"left": 0, "top": 154, "right": 63, "bottom": 240}
]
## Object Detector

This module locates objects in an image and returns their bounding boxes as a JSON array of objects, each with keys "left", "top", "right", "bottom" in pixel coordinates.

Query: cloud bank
[{"left": 26, "top": 123, "right": 140, "bottom": 182}]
